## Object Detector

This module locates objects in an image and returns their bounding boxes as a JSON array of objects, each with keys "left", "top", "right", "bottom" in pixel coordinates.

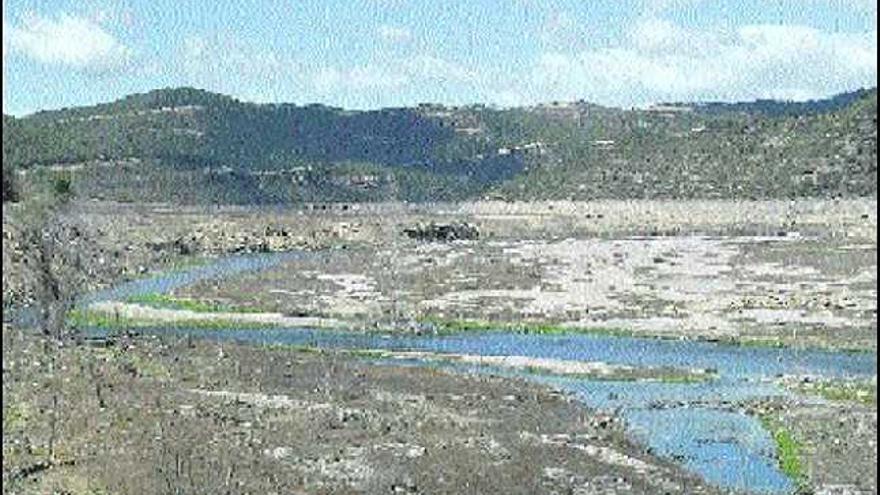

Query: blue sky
[{"left": 2, "top": 0, "right": 877, "bottom": 115}]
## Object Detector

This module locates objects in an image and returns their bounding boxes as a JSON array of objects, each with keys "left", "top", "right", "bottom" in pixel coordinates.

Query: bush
[
  {"left": 2, "top": 162, "right": 18, "bottom": 202},
  {"left": 52, "top": 177, "right": 72, "bottom": 198}
]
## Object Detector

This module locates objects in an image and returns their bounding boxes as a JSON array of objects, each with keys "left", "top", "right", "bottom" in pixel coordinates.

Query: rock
[
  {"left": 144, "top": 237, "right": 196, "bottom": 255},
  {"left": 402, "top": 222, "right": 479, "bottom": 242}
]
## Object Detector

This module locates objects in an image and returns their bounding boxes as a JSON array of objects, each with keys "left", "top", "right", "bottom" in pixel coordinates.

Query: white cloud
[
  {"left": 377, "top": 24, "right": 412, "bottom": 44},
  {"left": 737, "top": 24, "right": 822, "bottom": 52},
  {"left": 172, "top": 34, "right": 303, "bottom": 103},
  {"left": 520, "top": 21, "right": 877, "bottom": 107},
  {"left": 630, "top": 18, "right": 711, "bottom": 53},
  {"left": 180, "top": 35, "right": 287, "bottom": 83},
  {"left": 312, "top": 55, "right": 475, "bottom": 92},
  {"left": 349, "top": 65, "right": 410, "bottom": 88},
  {"left": 5, "top": 12, "right": 131, "bottom": 70}
]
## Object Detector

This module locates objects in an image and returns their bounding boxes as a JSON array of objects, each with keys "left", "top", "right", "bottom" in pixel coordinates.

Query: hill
[
  {"left": 687, "top": 88, "right": 876, "bottom": 117},
  {"left": 496, "top": 89, "right": 877, "bottom": 200},
  {"left": 3, "top": 87, "right": 876, "bottom": 203}
]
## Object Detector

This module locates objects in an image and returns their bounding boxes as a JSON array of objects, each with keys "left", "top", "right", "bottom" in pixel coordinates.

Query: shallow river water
[{"left": 83, "top": 252, "right": 876, "bottom": 495}]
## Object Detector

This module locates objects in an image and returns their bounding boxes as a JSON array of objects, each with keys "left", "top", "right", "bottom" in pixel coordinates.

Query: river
[{"left": 81, "top": 251, "right": 877, "bottom": 495}]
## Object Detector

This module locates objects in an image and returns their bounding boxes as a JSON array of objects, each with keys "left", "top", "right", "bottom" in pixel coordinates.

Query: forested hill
[
  {"left": 3, "top": 86, "right": 876, "bottom": 204},
  {"left": 667, "top": 88, "right": 876, "bottom": 117}
]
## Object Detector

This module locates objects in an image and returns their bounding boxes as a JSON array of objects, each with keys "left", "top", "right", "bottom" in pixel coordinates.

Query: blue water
[
  {"left": 627, "top": 408, "right": 785, "bottom": 493},
  {"left": 79, "top": 251, "right": 305, "bottom": 305},
  {"left": 5, "top": 251, "right": 305, "bottom": 327},
  {"left": 82, "top": 251, "right": 877, "bottom": 495}
]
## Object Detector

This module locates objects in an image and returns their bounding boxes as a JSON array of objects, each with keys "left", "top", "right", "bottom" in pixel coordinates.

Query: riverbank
[
  {"left": 170, "top": 235, "right": 876, "bottom": 352},
  {"left": 749, "top": 376, "right": 877, "bottom": 494},
  {"left": 2, "top": 328, "right": 722, "bottom": 494},
  {"left": 3, "top": 198, "right": 876, "bottom": 493},
  {"left": 5, "top": 199, "right": 875, "bottom": 352}
]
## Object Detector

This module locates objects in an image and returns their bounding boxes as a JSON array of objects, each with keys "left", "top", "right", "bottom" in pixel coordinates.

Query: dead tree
[
  {"left": 21, "top": 204, "right": 85, "bottom": 342},
  {"left": 15, "top": 194, "right": 90, "bottom": 467}
]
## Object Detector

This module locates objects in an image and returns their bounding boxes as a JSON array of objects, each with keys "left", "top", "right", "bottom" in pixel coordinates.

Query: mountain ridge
[
  {"left": 13, "top": 85, "right": 875, "bottom": 118},
  {"left": 3, "top": 86, "right": 876, "bottom": 203}
]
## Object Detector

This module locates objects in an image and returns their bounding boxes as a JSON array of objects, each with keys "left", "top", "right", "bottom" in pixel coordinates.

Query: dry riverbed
[
  {"left": 172, "top": 234, "right": 877, "bottom": 351},
  {"left": 360, "top": 350, "right": 715, "bottom": 382},
  {"left": 2, "top": 329, "right": 722, "bottom": 494},
  {"left": 4, "top": 198, "right": 877, "bottom": 493}
]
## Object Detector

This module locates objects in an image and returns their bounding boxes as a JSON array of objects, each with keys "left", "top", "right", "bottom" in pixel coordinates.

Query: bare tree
[
  {"left": 18, "top": 200, "right": 85, "bottom": 339},
  {"left": 13, "top": 186, "right": 90, "bottom": 469}
]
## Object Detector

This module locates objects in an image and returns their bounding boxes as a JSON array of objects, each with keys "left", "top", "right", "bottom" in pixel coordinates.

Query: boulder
[{"left": 402, "top": 222, "right": 479, "bottom": 241}]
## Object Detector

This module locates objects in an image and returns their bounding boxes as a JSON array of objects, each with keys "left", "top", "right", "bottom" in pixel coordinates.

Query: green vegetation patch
[
  {"left": 125, "top": 293, "right": 263, "bottom": 314},
  {"left": 3, "top": 402, "right": 31, "bottom": 431},
  {"left": 417, "top": 318, "right": 854, "bottom": 356},
  {"left": 418, "top": 317, "right": 635, "bottom": 337},
  {"left": 264, "top": 343, "right": 326, "bottom": 354},
  {"left": 68, "top": 308, "right": 281, "bottom": 331},
  {"left": 647, "top": 373, "right": 716, "bottom": 384},
  {"left": 760, "top": 416, "right": 809, "bottom": 491},
  {"left": 723, "top": 336, "right": 876, "bottom": 354},
  {"left": 517, "top": 365, "right": 638, "bottom": 381},
  {"left": 775, "top": 428, "right": 806, "bottom": 485},
  {"left": 795, "top": 380, "right": 877, "bottom": 406}
]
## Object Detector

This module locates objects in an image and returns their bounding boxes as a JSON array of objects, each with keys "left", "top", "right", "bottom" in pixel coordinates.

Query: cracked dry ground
[{"left": 2, "top": 331, "right": 721, "bottom": 495}]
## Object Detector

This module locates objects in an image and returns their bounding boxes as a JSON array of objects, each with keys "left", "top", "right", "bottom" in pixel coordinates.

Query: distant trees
[
  {"left": 3, "top": 115, "right": 21, "bottom": 202},
  {"left": 4, "top": 86, "right": 877, "bottom": 203}
]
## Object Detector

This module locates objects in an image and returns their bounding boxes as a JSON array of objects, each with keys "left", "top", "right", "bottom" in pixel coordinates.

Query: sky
[{"left": 2, "top": 0, "right": 877, "bottom": 115}]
